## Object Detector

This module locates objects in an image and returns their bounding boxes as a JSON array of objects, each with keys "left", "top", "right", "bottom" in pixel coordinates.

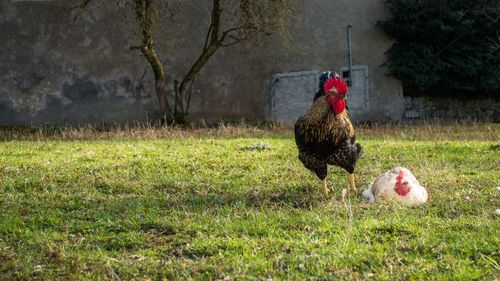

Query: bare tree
[
  {"left": 128, "top": 0, "right": 171, "bottom": 122},
  {"left": 71, "top": 0, "right": 293, "bottom": 124}
]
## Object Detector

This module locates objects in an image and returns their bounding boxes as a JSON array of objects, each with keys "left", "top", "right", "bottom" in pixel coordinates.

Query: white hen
[{"left": 362, "top": 167, "right": 428, "bottom": 206}]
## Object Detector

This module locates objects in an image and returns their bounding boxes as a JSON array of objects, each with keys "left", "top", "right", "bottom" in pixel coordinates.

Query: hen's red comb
[{"left": 323, "top": 77, "right": 348, "bottom": 96}]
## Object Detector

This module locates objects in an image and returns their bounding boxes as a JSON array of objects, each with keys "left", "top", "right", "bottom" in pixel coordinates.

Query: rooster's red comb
[{"left": 323, "top": 76, "right": 348, "bottom": 96}]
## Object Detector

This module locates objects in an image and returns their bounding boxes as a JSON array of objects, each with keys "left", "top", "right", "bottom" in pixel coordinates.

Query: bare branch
[
  {"left": 210, "top": 0, "right": 222, "bottom": 44},
  {"left": 70, "top": 0, "right": 294, "bottom": 123},
  {"left": 68, "top": 0, "right": 94, "bottom": 21},
  {"left": 203, "top": 23, "right": 213, "bottom": 51},
  {"left": 68, "top": 0, "right": 93, "bottom": 12},
  {"left": 133, "top": 0, "right": 171, "bottom": 118}
]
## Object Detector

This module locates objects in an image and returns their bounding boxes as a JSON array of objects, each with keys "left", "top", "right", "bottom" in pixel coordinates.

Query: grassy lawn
[{"left": 0, "top": 123, "right": 499, "bottom": 280}]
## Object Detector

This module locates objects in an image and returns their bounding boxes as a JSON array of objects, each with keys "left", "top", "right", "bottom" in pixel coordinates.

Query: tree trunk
[
  {"left": 173, "top": 44, "right": 219, "bottom": 125},
  {"left": 141, "top": 45, "right": 169, "bottom": 122},
  {"left": 178, "top": 44, "right": 218, "bottom": 102},
  {"left": 134, "top": 0, "right": 171, "bottom": 123},
  {"left": 167, "top": 0, "right": 222, "bottom": 124},
  {"left": 174, "top": 80, "right": 183, "bottom": 117},
  {"left": 155, "top": 76, "right": 168, "bottom": 122}
]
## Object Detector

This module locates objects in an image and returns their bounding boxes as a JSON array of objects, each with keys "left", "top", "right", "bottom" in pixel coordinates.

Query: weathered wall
[
  {"left": 0, "top": 1, "right": 158, "bottom": 125},
  {"left": 0, "top": 0, "right": 405, "bottom": 125},
  {"left": 404, "top": 97, "right": 499, "bottom": 122},
  {"left": 2, "top": 0, "right": 491, "bottom": 125},
  {"left": 258, "top": 0, "right": 405, "bottom": 122}
]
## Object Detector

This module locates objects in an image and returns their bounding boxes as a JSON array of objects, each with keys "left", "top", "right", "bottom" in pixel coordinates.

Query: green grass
[{"left": 0, "top": 124, "right": 499, "bottom": 280}]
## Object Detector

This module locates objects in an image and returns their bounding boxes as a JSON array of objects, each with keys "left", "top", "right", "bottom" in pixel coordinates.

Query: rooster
[{"left": 294, "top": 72, "right": 362, "bottom": 195}]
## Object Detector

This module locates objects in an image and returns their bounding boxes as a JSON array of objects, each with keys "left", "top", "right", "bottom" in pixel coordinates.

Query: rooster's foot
[
  {"left": 348, "top": 173, "right": 357, "bottom": 193},
  {"left": 322, "top": 179, "right": 330, "bottom": 195}
]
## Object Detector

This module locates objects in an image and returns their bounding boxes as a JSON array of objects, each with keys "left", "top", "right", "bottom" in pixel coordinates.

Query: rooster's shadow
[{"left": 159, "top": 184, "right": 345, "bottom": 211}]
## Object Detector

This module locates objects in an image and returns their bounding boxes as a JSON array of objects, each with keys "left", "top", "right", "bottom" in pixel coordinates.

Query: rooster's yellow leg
[
  {"left": 348, "top": 173, "right": 356, "bottom": 192},
  {"left": 322, "top": 178, "right": 329, "bottom": 195}
]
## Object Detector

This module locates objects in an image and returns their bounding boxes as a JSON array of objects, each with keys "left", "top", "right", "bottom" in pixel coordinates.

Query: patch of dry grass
[
  {"left": 0, "top": 122, "right": 288, "bottom": 141},
  {"left": 356, "top": 120, "right": 499, "bottom": 141},
  {"left": 1, "top": 120, "right": 498, "bottom": 141}
]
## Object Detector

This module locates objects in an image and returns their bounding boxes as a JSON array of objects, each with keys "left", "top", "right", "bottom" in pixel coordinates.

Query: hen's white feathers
[{"left": 362, "top": 167, "right": 428, "bottom": 206}]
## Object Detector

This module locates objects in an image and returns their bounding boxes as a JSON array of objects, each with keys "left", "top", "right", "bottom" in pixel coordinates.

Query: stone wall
[
  {"left": 2, "top": 0, "right": 492, "bottom": 126},
  {"left": 404, "top": 97, "right": 499, "bottom": 122},
  {"left": 0, "top": 1, "right": 156, "bottom": 125}
]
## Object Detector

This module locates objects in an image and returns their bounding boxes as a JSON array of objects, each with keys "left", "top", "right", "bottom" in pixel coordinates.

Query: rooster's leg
[
  {"left": 348, "top": 173, "right": 356, "bottom": 192},
  {"left": 322, "top": 178, "right": 329, "bottom": 195}
]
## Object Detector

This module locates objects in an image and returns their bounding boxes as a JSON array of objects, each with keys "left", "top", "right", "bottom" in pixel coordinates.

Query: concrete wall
[
  {"left": 0, "top": 0, "right": 418, "bottom": 125},
  {"left": 404, "top": 97, "right": 499, "bottom": 122},
  {"left": 0, "top": 0, "right": 157, "bottom": 125}
]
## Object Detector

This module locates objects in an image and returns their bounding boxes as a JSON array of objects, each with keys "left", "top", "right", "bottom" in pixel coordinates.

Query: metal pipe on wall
[{"left": 347, "top": 24, "right": 353, "bottom": 86}]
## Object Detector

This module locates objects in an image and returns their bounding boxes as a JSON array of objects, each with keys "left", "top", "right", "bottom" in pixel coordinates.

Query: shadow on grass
[
  {"left": 86, "top": 183, "right": 335, "bottom": 215},
  {"left": 158, "top": 184, "right": 338, "bottom": 211}
]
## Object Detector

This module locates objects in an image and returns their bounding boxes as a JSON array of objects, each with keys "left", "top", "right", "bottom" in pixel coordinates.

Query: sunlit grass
[{"left": 0, "top": 123, "right": 498, "bottom": 279}]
